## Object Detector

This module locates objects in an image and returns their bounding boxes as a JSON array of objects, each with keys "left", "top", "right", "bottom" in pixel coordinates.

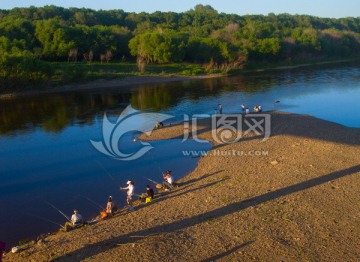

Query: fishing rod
[
  {"left": 146, "top": 150, "right": 165, "bottom": 176},
  {"left": 24, "top": 212, "right": 64, "bottom": 228},
  {"left": 143, "top": 176, "right": 162, "bottom": 186},
  {"left": 95, "top": 160, "right": 116, "bottom": 181},
  {"left": 45, "top": 201, "right": 71, "bottom": 222},
  {"left": 157, "top": 166, "right": 165, "bottom": 175},
  {"left": 79, "top": 195, "right": 104, "bottom": 211}
]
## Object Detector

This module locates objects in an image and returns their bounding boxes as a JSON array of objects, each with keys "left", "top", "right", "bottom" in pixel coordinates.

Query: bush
[
  {"left": 60, "top": 66, "right": 88, "bottom": 83},
  {"left": 0, "top": 54, "right": 53, "bottom": 89}
]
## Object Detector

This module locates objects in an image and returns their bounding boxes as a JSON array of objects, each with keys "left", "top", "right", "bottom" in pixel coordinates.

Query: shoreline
[
  {"left": 1, "top": 58, "right": 358, "bottom": 100},
  {"left": 241, "top": 57, "right": 360, "bottom": 72},
  {"left": 3, "top": 111, "right": 360, "bottom": 261},
  {"left": 0, "top": 73, "right": 225, "bottom": 100}
]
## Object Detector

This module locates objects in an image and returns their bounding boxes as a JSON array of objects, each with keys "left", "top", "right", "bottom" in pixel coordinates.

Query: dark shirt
[{"left": 147, "top": 188, "right": 154, "bottom": 199}]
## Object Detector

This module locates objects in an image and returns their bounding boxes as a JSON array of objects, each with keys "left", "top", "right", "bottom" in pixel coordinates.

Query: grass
[
  {"left": 43, "top": 61, "right": 208, "bottom": 88},
  {"left": 239, "top": 55, "right": 360, "bottom": 73},
  {"left": 220, "top": 197, "right": 230, "bottom": 204},
  {"left": 2, "top": 56, "right": 358, "bottom": 91}
]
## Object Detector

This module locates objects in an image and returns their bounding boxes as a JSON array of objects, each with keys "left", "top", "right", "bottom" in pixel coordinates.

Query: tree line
[{"left": 1, "top": 4, "right": 360, "bottom": 86}]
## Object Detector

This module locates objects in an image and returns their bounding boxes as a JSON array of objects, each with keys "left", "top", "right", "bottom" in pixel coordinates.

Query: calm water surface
[{"left": 1, "top": 62, "right": 359, "bottom": 247}]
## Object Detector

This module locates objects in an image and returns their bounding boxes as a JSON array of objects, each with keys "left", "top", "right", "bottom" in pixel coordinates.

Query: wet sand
[{"left": 3, "top": 111, "right": 360, "bottom": 261}]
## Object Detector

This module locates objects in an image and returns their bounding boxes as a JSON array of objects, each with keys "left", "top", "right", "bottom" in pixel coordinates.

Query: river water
[{"left": 0, "top": 61, "right": 359, "bottom": 248}]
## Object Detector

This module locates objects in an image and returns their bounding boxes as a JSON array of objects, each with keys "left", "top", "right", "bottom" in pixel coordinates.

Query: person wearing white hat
[{"left": 120, "top": 180, "right": 135, "bottom": 211}]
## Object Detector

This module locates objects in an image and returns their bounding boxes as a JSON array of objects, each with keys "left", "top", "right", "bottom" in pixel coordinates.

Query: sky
[{"left": 1, "top": 1, "right": 359, "bottom": 18}]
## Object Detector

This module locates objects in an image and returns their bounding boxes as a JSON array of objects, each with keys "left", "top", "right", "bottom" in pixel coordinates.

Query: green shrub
[{"left": 0, "top": 54, "right": 53, "bottom": 88}]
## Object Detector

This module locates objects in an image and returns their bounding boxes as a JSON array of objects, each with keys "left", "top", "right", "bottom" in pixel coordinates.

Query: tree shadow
[
  {"left": 200, "top": 240, "right": 255, "bottom": 262},
  {"left": 180, "top": 169, "right": 224, "bottom": 186},
  {"left": 150, "top": 111, "right": 360, "bottom": 155},
  {"left": 191, "top": 111, "right": 359, "bottom": 146},
  {"left": 55, "top": 164, "right": 360, "bottom": 261},
  {"left": 269, "top": 111, "right": 360, "bottom": 146}
]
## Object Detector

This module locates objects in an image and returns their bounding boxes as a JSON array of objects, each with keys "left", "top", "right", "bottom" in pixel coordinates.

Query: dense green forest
[{"left": 1, "top": 4, "right": 360, "bottom": 88}]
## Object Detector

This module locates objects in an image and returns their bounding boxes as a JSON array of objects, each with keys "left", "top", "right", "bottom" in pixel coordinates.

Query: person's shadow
[{"left": 55, "top": 164, "right": 360, "bottom": 261}]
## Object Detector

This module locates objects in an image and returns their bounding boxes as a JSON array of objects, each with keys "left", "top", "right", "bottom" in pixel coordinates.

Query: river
[{"left": 0, "top": 61, "right": 359, "bottom": 248}]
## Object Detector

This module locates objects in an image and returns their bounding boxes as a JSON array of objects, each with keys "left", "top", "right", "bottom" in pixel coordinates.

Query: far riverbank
[{"left": 1, "top": 57, "right": 359, "bottom": 100}]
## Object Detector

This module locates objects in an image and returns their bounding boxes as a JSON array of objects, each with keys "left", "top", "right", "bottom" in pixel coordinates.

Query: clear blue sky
[{"left": 1, "top": 0, "right": 359, "bottom": 18}]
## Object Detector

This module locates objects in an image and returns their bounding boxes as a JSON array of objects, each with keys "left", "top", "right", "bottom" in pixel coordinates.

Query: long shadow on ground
[{"left": 55, "top": 164, "right": 360, "bottom": 261}]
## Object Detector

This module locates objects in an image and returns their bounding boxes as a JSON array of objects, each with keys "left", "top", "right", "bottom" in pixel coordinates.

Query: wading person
[
  {"left": 218, "top": 103, "right": 223, "bottom": 114},
  {"left": 120, "top": 180, "right": 135, "bottom": 211},
  {"left": 64, "top": 209, "right": 83, "bottom": 232}
]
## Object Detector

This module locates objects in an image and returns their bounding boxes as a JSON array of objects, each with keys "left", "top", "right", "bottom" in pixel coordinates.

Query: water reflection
[
  {"left": 1, "top": 62, "right": 360, "bottom": 136},
  {"left": 0, "top": 92, "right": 130, "bottom": 135},
  {"left": 1, "top": 62, "right": 360, "bottom": 248}
]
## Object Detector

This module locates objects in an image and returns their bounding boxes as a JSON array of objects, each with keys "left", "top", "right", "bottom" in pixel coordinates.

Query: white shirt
[
  {"left": 71, "top": 213, "right": 82, "bottom": 225},
  {"left": 127, "top": 184, "right": 135, "bottom": 196},
  {"left": 166, "top": 176, "right": 174, "bottom": 184}
]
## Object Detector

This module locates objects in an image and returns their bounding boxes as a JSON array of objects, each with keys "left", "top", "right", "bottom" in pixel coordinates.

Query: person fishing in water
[
  {"left": 64, "top": 209, "right": 83, "bottom": 232},
  {"left": 120, "top": 180, "right": 135, "bottom": 211}
]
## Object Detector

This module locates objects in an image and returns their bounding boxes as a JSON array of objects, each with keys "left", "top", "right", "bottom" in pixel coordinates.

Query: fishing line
[
  {"left": 146, "top": 150, "right": 165, "bottom": 175},
  {"left": 79, "top": 195, "right": 104, "bottom": 211},
  {"left": 143, "top": 176, "right": 161, "bottom": 186},
  {"left": 95, "top": 160, "right": 117, "bottom": 181},
  {"left": 24, "top": 212, "right": 64, "bottom": 228},
  {"left": 45, "top": 201, "right": 71, "bottom": 222}
]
